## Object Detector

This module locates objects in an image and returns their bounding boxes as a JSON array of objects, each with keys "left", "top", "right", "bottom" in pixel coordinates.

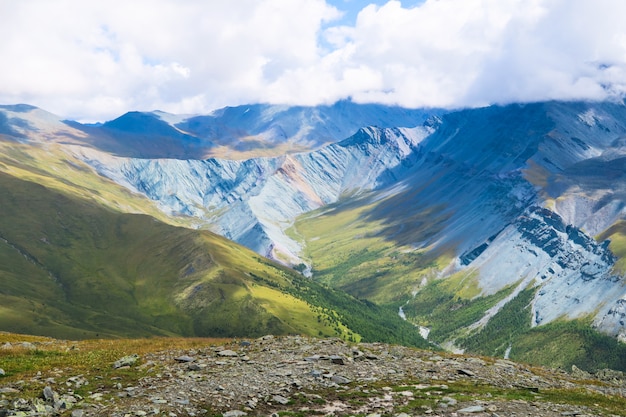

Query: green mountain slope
[
  {"left": 0, "top": 169, "right": 427, "bottom": 347},
  {"left": 290, "top": 193, "right": 626, "bottom": 372},
  {"left": 290, "top": 193, "right": 452, "bottom": 304}
]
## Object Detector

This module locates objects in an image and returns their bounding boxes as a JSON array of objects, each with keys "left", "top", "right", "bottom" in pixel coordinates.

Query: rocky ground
[{"left": 2, "top": 335, "right": 626, "bottom": 416}]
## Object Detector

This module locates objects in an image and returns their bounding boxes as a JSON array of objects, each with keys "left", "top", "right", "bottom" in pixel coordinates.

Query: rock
[
  {"left": 71, "top": 410, "right": 84, "bottom": 417},
  {"left": 457, "top": 368, "right": 476, "bottom": 377},
  {"left": 0, "top": 387, "right": 19, "bottom": 393},
  {"left": 113, "top": 354, "right": 139, "bottom": 368},
  {"left": 329, "top": 355, "right": 345, "bottom": 365},
  {"left": 594, "top": 368, "right": 625, "bottom": 382},
  {"left": 571, "top": 365, "right": 591, "bottom": 379},
  {"left": 56, "top": 394, "right": 77, "bottom": 411},
  {"left": 272, "top": 394, "right": 289, "bottom": 405},
  {"left": 174, "top": 355, "right": 195, "bottom": 363},
  {"left": 67, "top": 375, "right": 89, "bottom": 388},
  {"left": 495, "top": 359, "right": 516, "bottom": 367},
  {"left": 89, "top": 393, "right": 104, "bottom": 400},
  {"left": 465, "top": 357, "right": 486, "bottom": 366},
  {"left": 188, "top": 363, "right": 202, "bottom": 371},
  {"left": 151, "top": 397, "right": 168, "bottom": 404},
  {"left": 330, "top": 375, "right": 351, "bottom": 384},
  {"left": 458, "top": 405, "right": 485, "bottom": 413},
  {"left": 217, "top": 350, "right": 239, "bottom": 357},
  {"left": 0, "top": 368, "right": 5, "bottom": 376},
  {"left": 42, "top": 386, "right": 58, "bottom": 403},
  {"left": 441, "top": 396, "right": 457, "bottom": 406},
  {"left": 222, "top": 411, "right": 247, "bottom": 417}
]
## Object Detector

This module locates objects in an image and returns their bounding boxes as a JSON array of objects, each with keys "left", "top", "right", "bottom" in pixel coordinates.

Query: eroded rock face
[
  {"left": 459, "top": 206, "right": 626, "bottom": 336},
  {"left": 79, "top": 126, "right": 433, "bottom": 263},
  {"left": 596, "top": 298, "right": 626, "bottom": 343}
]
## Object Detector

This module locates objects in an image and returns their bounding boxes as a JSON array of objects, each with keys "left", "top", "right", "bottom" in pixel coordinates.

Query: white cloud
[
  {"left": 315, "top": 0, "right": 626, "bottom": 108},
  {"left": 0, "top": 0, "right": 625, "bottom": 121}
]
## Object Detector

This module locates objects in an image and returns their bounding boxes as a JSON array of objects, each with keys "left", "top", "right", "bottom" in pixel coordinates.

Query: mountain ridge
[
  {"left": 56, "top": 101, "right": 439, "bottom": 159},
  {"left": 74, "top": 124, "right": 434, "bottom": 264},
  {"left": 2, "top": 99, "right": 626, "bottom": 371}
]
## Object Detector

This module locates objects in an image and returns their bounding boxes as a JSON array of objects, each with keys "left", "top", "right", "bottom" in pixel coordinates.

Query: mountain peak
[
  {"left": 0, "top": 103, "right": 40, "bottom": 112},
  {"left": 103, "top": 111, "right": 167, "bottom": 132}
]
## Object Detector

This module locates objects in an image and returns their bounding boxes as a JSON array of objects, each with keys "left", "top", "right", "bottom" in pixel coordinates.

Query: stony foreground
[{"left": 2, "top": 335, "right": 626, "bottom": 416}]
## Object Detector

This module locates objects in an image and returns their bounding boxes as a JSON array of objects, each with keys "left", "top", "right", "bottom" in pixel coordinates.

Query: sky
[{"left": 1, "top": 0, "right": 626, "bottom": 122}]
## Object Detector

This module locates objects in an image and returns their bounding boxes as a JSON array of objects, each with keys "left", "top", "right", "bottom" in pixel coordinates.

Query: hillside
[
  {"left": 0, "top": 170, "right": 428, "bottom": 346},
  {"left": 1, "top": 333, "right": 626, "bottom": 416}
]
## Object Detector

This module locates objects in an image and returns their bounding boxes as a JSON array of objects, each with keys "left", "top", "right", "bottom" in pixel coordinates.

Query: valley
[{"left": 1, "top": 100, "right": 626, "bottom": 372}]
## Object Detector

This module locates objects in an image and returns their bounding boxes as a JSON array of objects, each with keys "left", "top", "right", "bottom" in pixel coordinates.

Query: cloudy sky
[{"left": 1, "top": 0, "right": 626, "bottom": 121}]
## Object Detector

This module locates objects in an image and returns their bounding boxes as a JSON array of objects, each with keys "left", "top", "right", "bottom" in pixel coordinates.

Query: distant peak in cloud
[{"left": 0, "top": 0, "right": 625, "bottom": 122}]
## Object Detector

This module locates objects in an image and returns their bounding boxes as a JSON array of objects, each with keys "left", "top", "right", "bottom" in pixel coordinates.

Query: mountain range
[{"left": 1, "top": 99, "right": 626, "bottom": 371}]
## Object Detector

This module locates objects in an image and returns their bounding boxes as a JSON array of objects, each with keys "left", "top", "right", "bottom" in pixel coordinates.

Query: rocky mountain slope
[
  {"left": 384, "top": 102, "right": 626, "bottom": 342},
  {"left": 76, "top": 125, "right": 433, "bottom": 264},
  {"left": 2, "top": 333, "right": 626, "bottom": 417}
]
